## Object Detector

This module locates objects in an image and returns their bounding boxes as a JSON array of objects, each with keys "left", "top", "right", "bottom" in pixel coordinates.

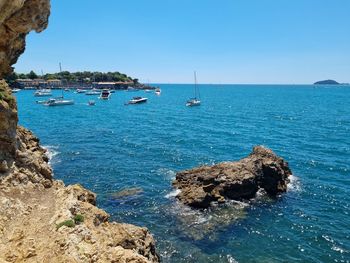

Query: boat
[
  {"left": 127, "top": 96, "right": 148, "bottom": 105},
  {"left": 11, "top": 88, "right": 21, "bottom": 93},
  {"left": 186, "top": 71, "right": 201, "bottom": 107},
  {"left": 99, "top": 89, "right": 111, "bottom": 100},
  {"left": 34, "top": 89, "right": 52, "bottom": 97},
  {"left": 44, "top": 98, "right": 74, "bottom": 106},
  {"left": 144, "top": 89, "right": 152, "bottom": 93},
  {"left": 88, "top": 100, "right": 96, "bottom": 106},
  {"left": 76, "top": 89, "right": 87, "bottom": 93},
  {"left": 64, "top": 88, "right": 70, "bottom": 91},
  {"left": 155, "top": 88, "right": 161, "bottom": 95}
]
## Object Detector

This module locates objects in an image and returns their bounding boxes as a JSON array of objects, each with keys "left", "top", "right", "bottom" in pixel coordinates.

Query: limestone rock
[
  {"left": 0, "top": 1, "right": 160, "bottom": 261},
  {"left": 173, "top": 146, "right": 292, "bottom": 208},
  {"left": 0, "top": 0, "right": 50, "bottom": 77}
]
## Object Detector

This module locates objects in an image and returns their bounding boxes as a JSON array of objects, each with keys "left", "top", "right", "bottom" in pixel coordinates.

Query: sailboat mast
[
  {"left": 59, "top": 62, "right": 63, "bottom": 98},
  {"left": 194, "top": 71, "right": 200, "bottom": 99}
]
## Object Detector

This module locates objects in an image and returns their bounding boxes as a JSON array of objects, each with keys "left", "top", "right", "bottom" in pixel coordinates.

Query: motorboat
[
  {"left": 144, "top": 89, "right": 152, "bottom": 93},
  {"left": 34, "top": 89, "right": 52, "bottom": 97},
  {"left": 127, "top": 96, "right": 148, "bottom": 105},
  {"left": 44, "top": 98, "right": 74, "bottom": 106},
  {"left": 155, "top": 88, "right": 161, "bottom": 95},
  {"left": 88, "top": 100, "right": 96, "bottom": 106},
  {"left": 99, "top": 89, "right": 111, "bottom": 100},
  {"left": 11, "top": 88, "right": 21, "bottom": 93}
]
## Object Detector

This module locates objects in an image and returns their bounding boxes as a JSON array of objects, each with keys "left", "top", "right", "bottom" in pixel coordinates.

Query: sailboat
[
  {"left": 186, "top": 71, "right": 201, "bottom": 107},
  {"left": 44, "top": 63, "right": 74, "bottom": 106}
]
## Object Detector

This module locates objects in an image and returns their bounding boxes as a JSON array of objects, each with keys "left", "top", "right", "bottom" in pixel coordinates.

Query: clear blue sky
[{"left": 15, "top": 0, "right": 350, "bottom": 84}]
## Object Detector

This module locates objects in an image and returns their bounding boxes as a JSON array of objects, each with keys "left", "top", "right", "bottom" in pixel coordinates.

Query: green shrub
[
  {"left": 56, "top": 219, "right": 75, "bottom": 230},
  {"left": 73, "top": 214, "right": 84, "bottom": 224}
]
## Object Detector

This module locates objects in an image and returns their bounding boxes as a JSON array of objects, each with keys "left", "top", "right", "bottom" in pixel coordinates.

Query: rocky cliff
[
  {"left": 173, "top": 146, "right": 292, "bottom": 208},
  {"left": 0, "top": 1, "right": 159, "bottom": 262}
]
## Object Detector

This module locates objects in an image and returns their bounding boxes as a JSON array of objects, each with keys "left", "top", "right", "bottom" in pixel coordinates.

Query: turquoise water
[{"left": 15, "top": 85, "right": 350, "bottom": 263}]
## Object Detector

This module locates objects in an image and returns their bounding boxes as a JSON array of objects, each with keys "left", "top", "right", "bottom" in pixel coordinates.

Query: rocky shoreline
[
  {"left": 173, "top": 146, "right": 292, "bottom": 208},
  {"left": 0, "top": 1, "right": 159, "bottom": 262}
]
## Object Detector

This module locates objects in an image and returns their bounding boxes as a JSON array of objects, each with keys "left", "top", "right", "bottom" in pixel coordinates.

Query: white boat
[
  {"left": 34, "top": 90, "right": 52, "bottom": 97},
  {"left": 127, "top": 96, "right": 148, "bottom": 104},
  {"left": 11, "top": 88, "right": 21, "bottom": 93},
  {"left": 99, "top": 89, "right": 111, "bottom": 100},
  {"left": 88, "top": 100, "right": 96, "bottom": 106},
  {"left": 76, "top": 89, "right": 87, "bottom": 93},
  {"left": 155, "top": 88, "right": 161, "bottom": 95},
  {"left": 144, "top": 89, "right": 152, "bottom": 93},
  {"left": 64, "top": 88, "right": 70, "bottom": 91},
  {"left": 44, "top": 98, "right": 74, "bottom": 106},
  {"left": 186, "top": 71, "right": 201, "bottom": 107}
]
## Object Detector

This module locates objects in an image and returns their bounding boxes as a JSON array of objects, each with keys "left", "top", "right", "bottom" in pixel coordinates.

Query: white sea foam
[
  {"left": 43, "top": 145, "right": 60, "bottom": 165},
  {"left": 287, "top": 174, "right": 301, "bottom": 193},
  {"left": 156, "top": 168, "right": 176, "bottom": 179},
  {"left": 332, "top": 245, "right": 346, "bottom": 254},
  {"left": 165, "top": 189, "right": 181, "bottom": 199},
  {"left": 227, "top": 255, "right": 239, "bottom": 263}
]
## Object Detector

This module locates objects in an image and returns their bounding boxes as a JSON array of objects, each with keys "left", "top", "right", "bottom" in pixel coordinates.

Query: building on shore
[
  {"left": 16, "top": 78, "right": 47, "bottom": 88},
  {"left": 47, "top": 79, "right": 62, "bottom": 87}
]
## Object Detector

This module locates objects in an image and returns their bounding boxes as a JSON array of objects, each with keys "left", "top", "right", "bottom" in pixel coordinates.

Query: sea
[{"left": 15, "top": 84, "right": 350, "bottom": 263}]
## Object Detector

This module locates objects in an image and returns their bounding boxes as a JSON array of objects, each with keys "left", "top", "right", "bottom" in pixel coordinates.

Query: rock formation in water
[
  {"left": 173, "top": 146, "right": 292, "bottom": 208},
  {"left": 0, "top": 1, "right": 159, "bottom": 262}
]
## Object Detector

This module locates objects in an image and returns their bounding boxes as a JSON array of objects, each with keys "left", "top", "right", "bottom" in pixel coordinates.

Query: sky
[{"left": 14, "top": 0, "right": 350, "bottom": 84}]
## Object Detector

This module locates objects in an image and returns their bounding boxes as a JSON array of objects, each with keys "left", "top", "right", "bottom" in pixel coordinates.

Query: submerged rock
[
  {"left": 173, "top": 146, "right": 292, "bottom": 208},
  {"left": 110, "top": 187, "right": 144, "bottom": 200}
]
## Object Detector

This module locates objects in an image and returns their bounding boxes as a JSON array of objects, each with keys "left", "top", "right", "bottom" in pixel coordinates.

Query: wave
[
  {"left": 165, "top": 189, "right": 181, "bottom": 199},
  {"left": 43, "top": 145, "right": 60, "bottom": 165},
  {"left": 287, "top": 174, "right": 302, "bottom": 193}
]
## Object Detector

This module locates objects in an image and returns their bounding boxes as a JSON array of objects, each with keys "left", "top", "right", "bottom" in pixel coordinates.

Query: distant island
[{"left": 314, "top": 79, "right": 340, "bottom": 85}]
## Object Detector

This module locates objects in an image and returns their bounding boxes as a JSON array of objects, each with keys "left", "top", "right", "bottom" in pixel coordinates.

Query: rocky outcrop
[
  {"left": 0, "top": 80, "right": 17, "bottom": 163},
  {"left": 173, "top": 146, "right": 292, "bottom": 208},
  {"left": 0, "top": 1, "right": 159, "bottom": 262},
  {"left": 0, "top": 119, "right": 159, "bottom": 262},
  {"left": 0, "top": 0, "right": 50, "bottom": 77}
]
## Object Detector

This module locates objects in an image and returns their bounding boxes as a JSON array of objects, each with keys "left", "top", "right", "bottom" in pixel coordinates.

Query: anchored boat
[
  {"left": 99, "top": 89, "right": 111, "bottom": 100},
  {"left": 155, "top": 88, "right": 161, "bottom": 95},
  {"left": 34, "top": 89, "right": 52, "bottom": 97},
  {"left": 186, "top": 71, "right": 201, "bottom": 107},
  {"left": 126, "top": 96, "right": 148, "bottom": 105},
  {"left": 44, "top": 98, "right": 74, "bottom": 106}
]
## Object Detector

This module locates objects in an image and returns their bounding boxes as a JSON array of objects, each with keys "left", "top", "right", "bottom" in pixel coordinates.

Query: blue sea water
[{"left": 15, "top": 85, "right": 350, "bottom": 263}]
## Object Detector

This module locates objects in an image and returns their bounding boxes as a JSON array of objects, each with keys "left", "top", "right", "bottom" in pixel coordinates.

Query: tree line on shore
[{"left": 5, "top": 70, "right": 139, "bottom": 85}]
